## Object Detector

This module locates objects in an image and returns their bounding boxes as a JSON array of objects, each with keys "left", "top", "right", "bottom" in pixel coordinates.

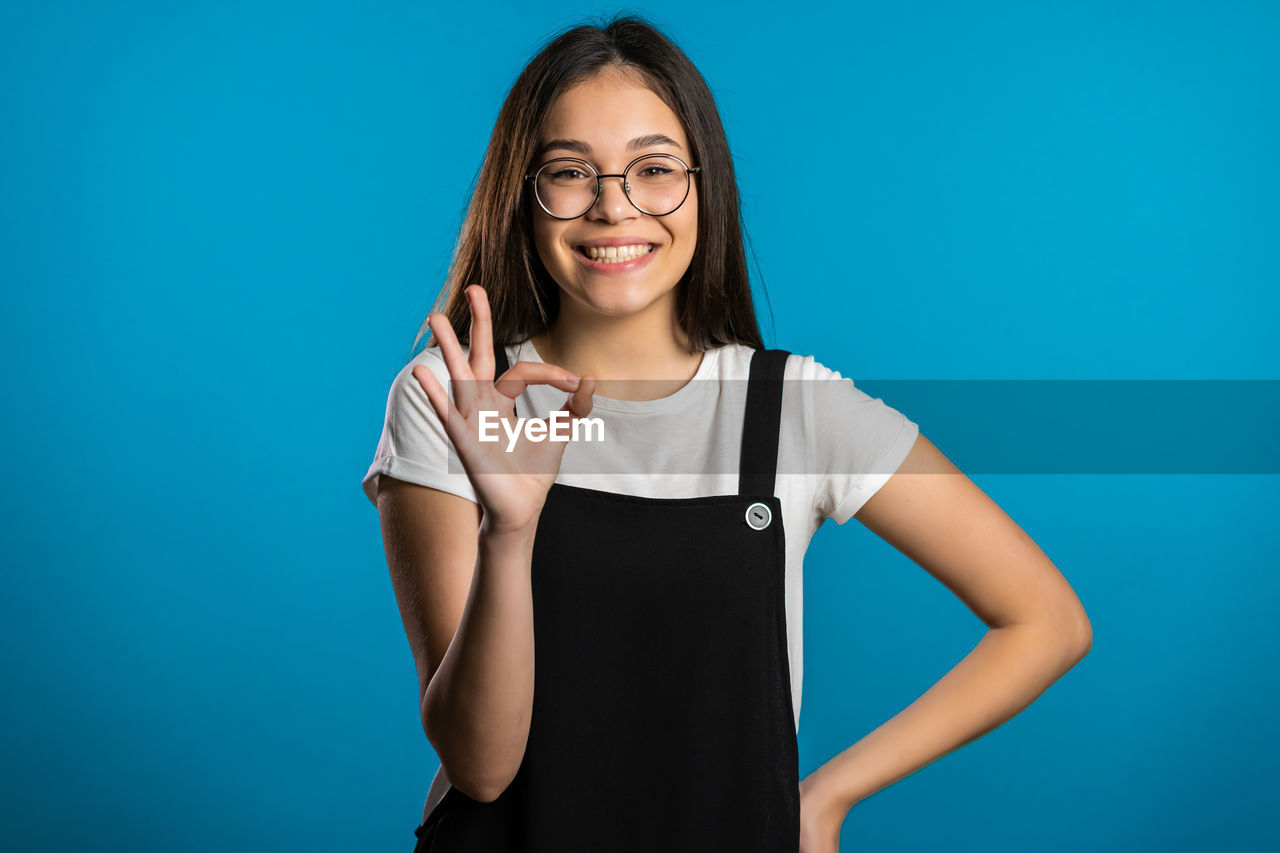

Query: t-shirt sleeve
[
  {"left": 361, "top": 347, "right": 480, "bottom": 507},
  {"left": 797, "top": 355, "right": 920, "bottom": 525}
]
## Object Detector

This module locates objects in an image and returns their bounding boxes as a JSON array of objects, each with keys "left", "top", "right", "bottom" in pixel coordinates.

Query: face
[{"left": 529, "top": 67, "right": 699, "bottom": 323}]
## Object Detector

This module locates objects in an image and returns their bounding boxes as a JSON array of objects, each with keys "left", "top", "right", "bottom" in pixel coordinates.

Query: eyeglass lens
[{"left": 534, "top": 155, "right": 692, "bottom": 218}]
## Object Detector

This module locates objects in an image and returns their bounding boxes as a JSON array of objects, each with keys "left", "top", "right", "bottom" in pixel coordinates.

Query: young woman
[{"left": 362, "top": 15, "right": 1092, "bottom": 853}]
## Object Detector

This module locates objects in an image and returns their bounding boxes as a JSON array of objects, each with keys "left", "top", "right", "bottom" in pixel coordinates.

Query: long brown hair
[{"left": 412, "top": 12, "right": 769, "bottom": 357}]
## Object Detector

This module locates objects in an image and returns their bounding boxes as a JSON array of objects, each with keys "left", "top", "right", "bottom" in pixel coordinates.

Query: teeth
[{"left": 583, "top": 243, "right": 654, "bottom": 263}]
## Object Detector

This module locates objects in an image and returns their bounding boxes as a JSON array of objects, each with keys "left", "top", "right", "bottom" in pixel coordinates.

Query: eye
[{"left": 550, "top": 167, "right": 586, "bottom": 180}]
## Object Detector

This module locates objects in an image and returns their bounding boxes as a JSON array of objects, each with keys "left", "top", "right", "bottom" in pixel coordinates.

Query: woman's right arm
[
  {"left": 374, "top": 285, "right": 593, "bottom": 803},
  {"left": 377, "top": 478, "right": 538, "bottom": 804}
]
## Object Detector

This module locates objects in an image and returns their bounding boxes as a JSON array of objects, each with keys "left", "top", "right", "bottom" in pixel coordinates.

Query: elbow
[
  {"left": 1055, "top": 604, "right": 1093, "bottom": 666},
  {"left": 421, "top": 697, "right": 522, "bottom": 805},
  {"left": 1030, "top": 583, "right": 1093, "bottom": 667},
  {"left": 434, "top": 750, "right": 519, "bottom": 803},
  {"left": 443, "top": 769, "right": 512, "bottom": 804},
  {"left": 1011, "top": 601, "right": 1092, "bottom": 670},
  {"left": 1072, "top": 609, "right": 1093, "bottom": 660},
  {"left": 435, "top": 742, "right": 519, "bottom": 804}
]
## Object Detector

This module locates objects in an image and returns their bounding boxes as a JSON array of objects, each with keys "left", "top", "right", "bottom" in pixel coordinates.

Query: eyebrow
[{"left": 535, "top": 133, "right": 684, "bottom": 160}]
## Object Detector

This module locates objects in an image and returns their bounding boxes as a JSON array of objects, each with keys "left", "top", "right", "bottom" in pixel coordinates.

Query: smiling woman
[{"left": 362, "top": 11, "right": 1090, "bottom": 853}]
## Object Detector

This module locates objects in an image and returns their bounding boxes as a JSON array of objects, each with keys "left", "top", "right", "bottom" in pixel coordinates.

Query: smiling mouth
[{"left": 575, "top": 243, "right": 657, "bottom": 264}]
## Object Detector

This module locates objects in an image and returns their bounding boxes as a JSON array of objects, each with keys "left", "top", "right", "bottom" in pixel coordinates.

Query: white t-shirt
[
  {"left": 363, "top": 338, "right": 919, "bottom": 811},
  {"left": 364, "top": 336, "right": 919, "bottom": 724}
]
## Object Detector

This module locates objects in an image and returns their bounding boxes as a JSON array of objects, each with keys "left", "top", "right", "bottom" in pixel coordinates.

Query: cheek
[
  {"left": 677, "top": 189, "right": 698, "bottom": 251},
  {"left": 676, "top": 210, "right": 698, "bottom": 256},
  {"left": 532, "top": 220, "right": 566, "bottom": 265}
]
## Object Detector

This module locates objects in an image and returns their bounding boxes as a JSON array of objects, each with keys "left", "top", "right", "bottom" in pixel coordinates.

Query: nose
[{"left": 588, "top": 174, "right": 637, "bottom": 221}]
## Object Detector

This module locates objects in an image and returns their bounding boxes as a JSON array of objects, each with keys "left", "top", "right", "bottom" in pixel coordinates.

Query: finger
[
  {"left": 428, "top": 311, "right": 477, "bottom": 415},
  {"left": 566, "top": 376, "right": 596, "bottom": 418},
  {"left": 427, "top": 312, "right": 474, "bottom": 382},
  {"left": 413, "top": 363, "right": 496, "bottom": 480},
  {"left": 411, "top": 364, "right": 451, "bottom": 425},
  {"left": 524, "top": 379, "right": 597, "bottom": 471},
  {"left": 412, "top": 363, "right": 476, "bottom": 457},
  {"left": 542, "top": 379, "right": 596, "bottom": 445},
  {"left": 466, "top": 285, "right": 495, "bottom": 383},
  {"left": 495, "top": 361, "right": 582, "bottom": 399}
]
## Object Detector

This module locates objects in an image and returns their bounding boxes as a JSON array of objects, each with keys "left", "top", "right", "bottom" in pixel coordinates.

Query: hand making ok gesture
[{"left": 412, "top": 285, "right": 597, "bottom": 535}]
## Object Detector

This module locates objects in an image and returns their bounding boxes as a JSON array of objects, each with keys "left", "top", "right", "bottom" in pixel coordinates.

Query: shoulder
[
  {"left": 702, "top": 342, "right": 753, "bottom": 380},
  {"left": 710, "top": 343, "right": 845, "bottom": 382},
  {"left": 378, "top": 345, "right": 468, "bottom": 426},
  {"left": 706, "top": 344, "right": 841, "bottom": 381},
  {"left": 781, "top": 350, "right": 843, "bottom": 382},
  {"left": 770, "top": 345, "right": 916, "bottom": 447},
  {"left": 392, "top": 343, "right": 469, "bottom": 391},
  {"left": 392, "top": 344, "right": 448, "bottom": 379}
]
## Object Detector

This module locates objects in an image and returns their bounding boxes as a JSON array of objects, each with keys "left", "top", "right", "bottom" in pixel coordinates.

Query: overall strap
[{"left": 738, "top": 348, "right": 791, "bottom": 497}]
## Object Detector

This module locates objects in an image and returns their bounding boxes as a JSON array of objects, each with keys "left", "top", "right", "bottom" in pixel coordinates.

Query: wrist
[
  {"left": 478, "top": 509, "right": 542, "bottom": 546},
  {"left": 800, "top": 770, "right": 857, "bottom": 822}
]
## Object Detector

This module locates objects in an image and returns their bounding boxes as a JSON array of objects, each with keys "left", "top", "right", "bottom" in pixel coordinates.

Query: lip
[{"left": 571, "top": 240, "right": 659, "bottom": 274}]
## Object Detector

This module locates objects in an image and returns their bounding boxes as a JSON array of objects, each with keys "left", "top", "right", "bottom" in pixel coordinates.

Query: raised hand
[{"left": 411, "top": 285, "right": 596, "bottom": 535}]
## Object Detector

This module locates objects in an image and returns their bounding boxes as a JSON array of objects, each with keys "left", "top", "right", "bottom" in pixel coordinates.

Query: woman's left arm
[{"left": 799, "top": 432, "right": 1092, "bottom": 851}]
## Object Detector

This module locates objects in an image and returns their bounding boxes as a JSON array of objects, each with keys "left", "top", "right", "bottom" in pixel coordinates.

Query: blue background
[{"left": 2, "top": 1, "right": 1277, "bottom": 850}]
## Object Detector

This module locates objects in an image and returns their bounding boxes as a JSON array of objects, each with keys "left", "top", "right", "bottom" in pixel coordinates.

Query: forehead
[{"left": 537, "top": 71, "right": 688, "bottom": 160}]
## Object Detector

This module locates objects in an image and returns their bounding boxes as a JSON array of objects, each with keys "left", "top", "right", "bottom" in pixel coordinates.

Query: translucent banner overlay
[{"left": 441, "top": 379, "right": 1280, "bottom": 475}]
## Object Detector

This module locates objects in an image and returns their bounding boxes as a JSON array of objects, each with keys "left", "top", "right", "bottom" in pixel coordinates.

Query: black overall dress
[{"left": 411, "top": 342, "right": 800, "bottom": 852}]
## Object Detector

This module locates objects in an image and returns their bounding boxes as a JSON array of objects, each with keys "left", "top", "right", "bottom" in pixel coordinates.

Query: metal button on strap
[{"left": 745, "top": 501, "right": 772, "bottom": 530}]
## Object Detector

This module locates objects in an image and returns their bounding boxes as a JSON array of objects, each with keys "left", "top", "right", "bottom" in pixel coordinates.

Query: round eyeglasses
[{"left": 524, "top": 153, "right": 701, "bottom": 220}]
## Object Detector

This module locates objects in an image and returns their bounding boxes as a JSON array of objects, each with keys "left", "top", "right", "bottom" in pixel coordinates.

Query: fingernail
[{"left": 567, "top": 375, "right": 580, "bottom": 387}]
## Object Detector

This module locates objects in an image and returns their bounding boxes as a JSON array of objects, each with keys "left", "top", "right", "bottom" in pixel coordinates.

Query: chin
[{"left": 562, "top": 276, "right": 675, "bottom": 318}]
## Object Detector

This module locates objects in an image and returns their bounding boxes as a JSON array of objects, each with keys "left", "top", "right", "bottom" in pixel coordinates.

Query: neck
[{"left": 530, "top": 294, "right": 705, "bottom": 401}]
